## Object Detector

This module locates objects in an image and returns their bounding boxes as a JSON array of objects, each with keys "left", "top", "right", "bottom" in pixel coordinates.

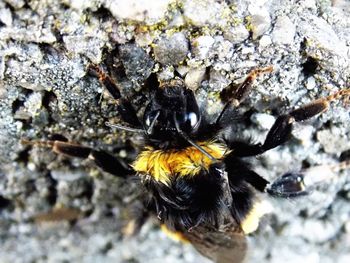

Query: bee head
[{"left": 143, "top": 80, "right": 201, "bottom": 138}]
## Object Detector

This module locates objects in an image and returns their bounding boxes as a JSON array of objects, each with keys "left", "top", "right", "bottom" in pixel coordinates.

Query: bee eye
[
  {"left": 175, "top": 102, "right": 201, "bottom": 133},
  {"left": 174, "top": 89, "right": 201, "bottom": 132},
  {"left": 185, "top": 112, "right": 199, "bottom": 128}
]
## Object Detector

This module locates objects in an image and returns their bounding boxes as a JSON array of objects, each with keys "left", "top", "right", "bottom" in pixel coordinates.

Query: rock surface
[{"left": 1, "top": 0, "right": 350, "bottom": 262}]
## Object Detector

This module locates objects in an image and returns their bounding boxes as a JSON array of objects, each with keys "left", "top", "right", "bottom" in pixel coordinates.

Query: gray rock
[
  {"left": 248, "top": 4, "right": 271, "bottom": 40},
  {"left": 0, "top": 7, "right": 13, "bottom": 26},
  {"left": 208, "top": 68, "right": 231, "bottom": 91},
  {"left": 154, "top": 32, "right": 189, "bottom": 65},
  {"left": 185, "top": 67, "right": 206, "bottom": 90},
  {"left": 259, "top": 35, "right": 272, "bottom": 48},
  {"left": 63, "top": 35, "right": 106, "bottom": 65},
  {"left": 191, "top": 35, "right": 215, "bottom": 61},
  {"left": 223, "top": 24, "right": 250, "bottom": 44},
  {"left": 300, "top": 15, "right": 347, "bottom": 57},
  {"left": 3, "top": 0, "right": 26, "bottom": 9},
  {"left": 182, "top": 0, "right": 230, "bottom": 27},
  {"left": 1, "top": 1, "right": 350, "bottom": 263},
  {"left": 250, "top": 113, "right": 276, "bottom": 130},
  {"left": 317, "top": 128, "right": 350, "bottom": 154},
  {"left": 119, "top": 43, "right": 155, "bottom": 84},
  {"left": 104, "top": 0, "right": 173, "bottom": 25},
  {"left": 157, "top": 65, "right": 175, "bottom": 81},
  {"left": 272, "top": 15, "right": 296, "bottom": 45}
]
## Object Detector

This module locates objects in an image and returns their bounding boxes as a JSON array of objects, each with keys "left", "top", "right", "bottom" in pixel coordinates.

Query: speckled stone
[
  {"left": 104, "top": 0, "right": 173, "bottom": 24},
  {"left": 248, "top": 3, "right": 271, "bottom": 40},
  {"left": 1, "top": 0, "right": 350, "bottom": 263},
  {"left": 184, "top": 67, "right": 206, "bottom": 90},
  {"left": 182, "top": 0, "right": 230, "bottom": 27},
  {"left": 272, "top": 15, "right": 296, "bottom": 45},
  {"left": 154, "top": 32, "right": 189, "bottom": 65},
  {"left": 191, "top": 35, "right": 215, "bottom": 61},
  {"left": 223, "top": 24, "right": 250, "bottom": 44},
  {"left": 118, "top": 43, "right": 155, "bottom": 84}
]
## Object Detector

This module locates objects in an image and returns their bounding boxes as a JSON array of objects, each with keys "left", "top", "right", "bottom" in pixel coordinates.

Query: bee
[{"left": 22, "top": 63, "right": 350, "bottom": 263}]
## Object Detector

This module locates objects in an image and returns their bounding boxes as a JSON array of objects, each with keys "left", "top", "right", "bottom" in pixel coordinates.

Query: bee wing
[{"left": 185, "top": 229, "right": 247, "bottom": 263}]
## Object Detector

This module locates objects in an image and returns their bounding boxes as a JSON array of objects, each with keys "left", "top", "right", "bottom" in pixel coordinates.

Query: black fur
[
  {"left": 144, "top": 161, "right": 257, "bottom": 231},
  {"left": 144, "top": 163, "right": 225, "bottom": 230}
]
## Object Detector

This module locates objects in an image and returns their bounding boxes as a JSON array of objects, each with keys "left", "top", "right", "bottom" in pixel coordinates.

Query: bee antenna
[
  {"left": 146, "top": 111, "right": 160, "bottom": 135},
  {"left": 173, "top": 113, "right": 217, "bottom": 162},
  {"left": 105, "top": 122, "right": 145, "bottom": 133}
]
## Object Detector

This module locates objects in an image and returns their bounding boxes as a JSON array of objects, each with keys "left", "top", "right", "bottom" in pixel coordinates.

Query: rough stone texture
[
  {"left": 154, "top": 32, "right": 189, "bottom": 66},
  {"left": 105, "top": 0, "right": 174, "bottom": 25},
  {"left": 1, "top": 0, "right": 350, "bottom": 263}
]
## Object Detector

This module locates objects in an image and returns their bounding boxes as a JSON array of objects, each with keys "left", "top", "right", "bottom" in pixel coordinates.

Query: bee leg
[
  {"left": 230, "top": 88, "right": 350, "bottom": 157},
  {"left": 267, "top": 160, "right": 350, "bottom": 198},
  {"left": 216, "top": 66, "right": 273, "bottom": 127},
  {"left": 224, "top": 156, "right": 269, "bottom": 192},
  {"left": 87, "top": 64, "right": 143, "bottom": 128},
  {"left": 224, "top": 155, "right": 307, "bottom": 198},
  {"left": 266, "top": 172, "right": 308, "bottom": 197},
  {"left": 21, "top": 139, "right": 132, "bottom": 178}
]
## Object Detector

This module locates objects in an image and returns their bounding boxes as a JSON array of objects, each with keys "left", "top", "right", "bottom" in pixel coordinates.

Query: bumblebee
[{"left": 23, "top": 64, "right": 350, "bottom": 263}]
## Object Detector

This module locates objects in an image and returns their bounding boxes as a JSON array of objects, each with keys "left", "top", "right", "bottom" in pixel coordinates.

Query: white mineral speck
[
  {"left": 209, "top": 69, "right": 231, "bottom": 91},
  {"left": 27, "top": 162, "right": 36, "bottom": 171},
  {"left": 0, "top": 8, "right": 13, "bottom": 26},
  {"left": 301, "top": 0, "right": 317, "bottom": 9},
  {"left": 306, "top": 76, "right": 316, "bottom": 90},
  {"left": 176, "top": 65, "right": 190, "bottom": 77},
  {"left": 259, "top": 35, "right": 272, "bottom": 47},
  {"left": 251, "top": 113, "right": 276, "bottom": 130},
  {"left": 191, "top": 35, "right": 215, "bottom": 60},
  {"left": 185, "top": 67, "right": 206, "bottom": 90},
  {"left": 224, "top": 24, "right": 250, "bottom": 44},
  {"left": 317, "top": 128, "right": 350, "bottom": 154},
  {"left": 158, "top": 66, "right": 175, "bottom": 81},
  {"left": 3, "top": 0, "right": 25, "bottom": 9},
  {"left": 183, "top": 0, "right": 227, "bottom": 27},
  {"left": 248, "top": 3, "right": 271, "bottom": 40},
  {"left": 302, "top": 220, "right": 337, "bottom": 243},
  {"left": 293, "top": 125, "right": 314, "bottom": 147},
  {"left": 24, "top": 92, "right": 42, "bottom": 117},
  {"left": 345, "top": 221, "right": 350, "bottom": 233},
  {"left": 67, "top": 0, "right": 96, "bottom": 10},
  {"left": 272, "top": 16, "right": 296, "bottom": 45},
  {"left": 250, "top": 13, "right": 271, "bottom": 40},
  {"left": 105, "top": 0, "right": 173, "bottom": 24}
]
